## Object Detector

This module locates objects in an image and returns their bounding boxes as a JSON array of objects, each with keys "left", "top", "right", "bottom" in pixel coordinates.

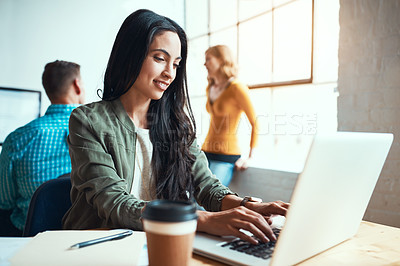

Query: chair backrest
[{"left": 23, "top": 174, "right": 72, "bottom": 237}]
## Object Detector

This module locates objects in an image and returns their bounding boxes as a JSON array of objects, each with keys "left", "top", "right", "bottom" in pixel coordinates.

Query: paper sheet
[{"left": 9, "top": 230, "right": 145, "bottom": 266}]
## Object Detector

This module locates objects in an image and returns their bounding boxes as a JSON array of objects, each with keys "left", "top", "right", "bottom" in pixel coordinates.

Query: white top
[{"left": 130, "top": 127, "right": 155, "bottom": 201}]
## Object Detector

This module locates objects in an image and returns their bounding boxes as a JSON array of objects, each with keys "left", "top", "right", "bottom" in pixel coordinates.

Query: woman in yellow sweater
[{"left": 202, "top": 45, "right": 258, "bottom": 186}]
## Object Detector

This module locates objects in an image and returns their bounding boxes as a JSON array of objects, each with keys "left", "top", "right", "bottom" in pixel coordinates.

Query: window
[
  {"left": 185, "top": 0, "right": 314, "bottom": 92},
  {"left": 185, "top": 0, "right": 339, "bottom": 171}
]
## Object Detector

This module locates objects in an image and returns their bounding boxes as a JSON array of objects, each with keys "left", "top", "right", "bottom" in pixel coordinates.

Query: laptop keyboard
[{"left": 220, "top": 228, "right": 281, "bottom": 260}]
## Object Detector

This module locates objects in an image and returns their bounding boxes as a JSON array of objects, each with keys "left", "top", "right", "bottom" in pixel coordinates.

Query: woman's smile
[{"left": 153, "top": 79, "right": 170, "bottom": 91}]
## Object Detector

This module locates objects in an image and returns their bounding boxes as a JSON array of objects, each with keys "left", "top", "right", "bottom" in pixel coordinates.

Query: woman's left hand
[{"left": 245, "top": 200, "right": 290, "bottom": 218}]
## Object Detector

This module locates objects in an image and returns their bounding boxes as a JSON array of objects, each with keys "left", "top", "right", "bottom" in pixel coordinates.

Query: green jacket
[{"left": 62, "top": 99, "right": 235, "bottom": 230}]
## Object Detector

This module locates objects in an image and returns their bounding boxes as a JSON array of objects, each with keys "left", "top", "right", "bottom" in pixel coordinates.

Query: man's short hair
[{"left": 42, "top": 60, "right": 80, "bottom": 100}]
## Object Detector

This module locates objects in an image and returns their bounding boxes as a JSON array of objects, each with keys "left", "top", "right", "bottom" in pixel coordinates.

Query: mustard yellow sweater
[{"left": 202, "top": 79, "right": 258, "bottom": 155}]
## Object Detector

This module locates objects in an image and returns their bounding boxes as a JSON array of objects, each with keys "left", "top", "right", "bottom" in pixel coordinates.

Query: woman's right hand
[
  {"left": 196, "top": 207, "right": 276, "bottom": 245},
  {"left": 234, "top": 157, "right": 248, "bottom": 171}
]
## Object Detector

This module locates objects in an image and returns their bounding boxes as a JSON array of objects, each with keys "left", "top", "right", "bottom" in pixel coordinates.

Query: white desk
[{"left": 0, "top": 237, "right": 30, "bottom": 266}]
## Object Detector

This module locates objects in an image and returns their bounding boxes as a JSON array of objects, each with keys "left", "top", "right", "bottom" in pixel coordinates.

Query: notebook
[
  {"left": 193, "top": 132, "right": 393, "bottom": 266},
  {"left": 9, "top": 230, "right": 146, "bottom": 266}
]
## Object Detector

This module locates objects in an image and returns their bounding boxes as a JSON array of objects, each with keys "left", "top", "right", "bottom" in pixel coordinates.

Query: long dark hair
[{"left": 103, "top": 9, "right": 196, "bottom": 201}]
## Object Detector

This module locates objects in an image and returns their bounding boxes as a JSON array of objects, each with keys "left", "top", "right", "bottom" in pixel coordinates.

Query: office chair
[{"left": 23, "top": 173, "right": 72, "bottom": 237}]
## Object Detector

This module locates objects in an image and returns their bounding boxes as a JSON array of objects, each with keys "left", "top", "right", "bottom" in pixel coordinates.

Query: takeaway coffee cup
[{"left": 142, "top": 200, "right": 198, "bottom": 266}]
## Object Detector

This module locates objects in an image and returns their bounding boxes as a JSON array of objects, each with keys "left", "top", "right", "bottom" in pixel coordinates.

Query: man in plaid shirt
[{"left": 0, "top": 60, "right": 85, "bottom": 236}]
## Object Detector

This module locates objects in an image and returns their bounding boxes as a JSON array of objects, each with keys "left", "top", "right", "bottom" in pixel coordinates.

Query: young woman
[
  {"left": 62, "top": 9, "right": 288, "bottom": 244},
  {"left": 202, "top": 45, "right": 258, "bottom": 185}
]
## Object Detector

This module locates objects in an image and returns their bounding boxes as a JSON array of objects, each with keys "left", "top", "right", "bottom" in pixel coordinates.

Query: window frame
[{"left": 185, "top": 0, "right": 315, "bottom": 89}]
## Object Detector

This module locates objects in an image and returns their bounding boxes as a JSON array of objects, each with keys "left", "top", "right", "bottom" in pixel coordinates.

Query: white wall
[{"left": 0, "top": 0, "right": 185, "bottom": 114}]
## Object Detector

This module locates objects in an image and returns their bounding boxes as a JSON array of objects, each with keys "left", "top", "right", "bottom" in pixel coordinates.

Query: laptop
[{"left": 193, "top": 132, "right": 393, "bottom": 266}]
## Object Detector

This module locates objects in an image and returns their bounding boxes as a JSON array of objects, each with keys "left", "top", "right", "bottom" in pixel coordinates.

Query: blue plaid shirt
[{"left": 0, "top": 104, "right": 78, "bottom": 230}]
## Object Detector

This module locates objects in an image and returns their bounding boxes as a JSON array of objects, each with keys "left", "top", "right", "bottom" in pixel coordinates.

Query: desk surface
[
  {"left": 1, "top": 221, "right": 399, "bottom": 266},
  {"left": 190, "top": 221, "right": 400, "bottom": 265}
]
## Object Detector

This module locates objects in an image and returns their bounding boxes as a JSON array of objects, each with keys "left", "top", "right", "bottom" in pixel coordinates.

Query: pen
[{"left": 68, "top": 230, "right": 133, "bottom": 250}]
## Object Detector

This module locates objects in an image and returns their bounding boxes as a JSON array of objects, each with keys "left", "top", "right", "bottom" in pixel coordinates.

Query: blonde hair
[{"left": 206, "top": 45, "right": 238, "bottom": 85}]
